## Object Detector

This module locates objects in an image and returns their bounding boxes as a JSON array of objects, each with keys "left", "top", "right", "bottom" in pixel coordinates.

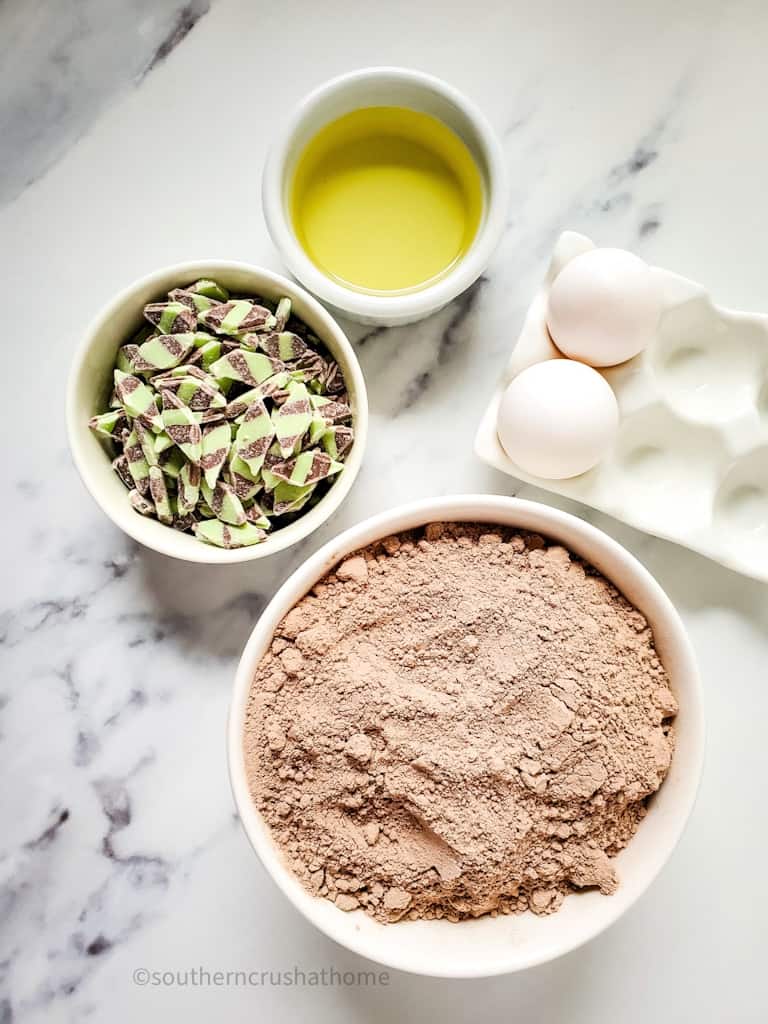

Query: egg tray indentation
[{"left": 474, "top": 231, "right": 768, "bottom": 583}]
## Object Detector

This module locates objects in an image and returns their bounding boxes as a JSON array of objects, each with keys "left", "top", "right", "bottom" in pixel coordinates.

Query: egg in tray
[{"left": 475, "top": 231, "right": 768, "bottom": 583}]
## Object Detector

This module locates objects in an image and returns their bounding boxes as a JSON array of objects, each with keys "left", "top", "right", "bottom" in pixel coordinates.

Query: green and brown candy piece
[
  {"left": 234, "top": 399, "right": 274, "bottom": 475},
  {"left": 200, "top": 421, "right": 231, "bottom": 489},
  {"left": 129, "top": 489, "right": 155, "bottom": 517},
  {"left": 272, "top": 381, "right": 312, "bottom": 457},
  {"left": 114, "top": 370, "right": 162, "bottom": 432},
  {"left": 136, "top": 332, "right": 198, "bottom": 371},
  {"left": 188, "top": 278, "right": 229, "bottom": 301},
  {"left": 201, "top": 478, "right": 246, "bottom": 526},
  {"left": 255, "top": 331, "right": 310, "bottom": 362},
  {"left": 270, "top": 449, "right": 343, "bottom": 487},
  {"left": 89, "top": 409, "right": 127, "bottom": 439},
  {"left": 270, "top": 480, "right": 316, "bottom": 516},
  {"left": 208, "top": 349, "right": 283, "bottom": 387},
  {"left": 116, "top": 344, "right": 154, "bottom": 375},
  {"left": 194, "top": 519, "right": 267, "bottom": 549},
  {"left": 273, "top": 296, "right": 291, "bottom": 332},
  {"left": 122, "top": 427, "right": 150, "bottom": 495},
  {"left": 321, "top": 425, "right": 354, "bottom": 460},
  {"left": 177, "top": 461, "right": 201, "bottom": 515},
  {"left": 149, "top": 465, "right": 173, "bottom": 524},
  {"left": 143, "top": 301, "right": 197, "bottom": 334},
  {"left": 168, "top": 288, "right": 218, "bottom": 314},
  {"left": 199, "top": 299, "right": 276, "bottom": 337},
  {"left": 160, "top": 391, "right": 202, "bottom": 464},
  {"left": 309, "top": 393, "right": 352, "bottom": 426}
]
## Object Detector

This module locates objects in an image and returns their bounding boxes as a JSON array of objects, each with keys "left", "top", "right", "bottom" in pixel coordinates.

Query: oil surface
[{"left": 291, "top": 107, "right": 483, "bottom": 292}]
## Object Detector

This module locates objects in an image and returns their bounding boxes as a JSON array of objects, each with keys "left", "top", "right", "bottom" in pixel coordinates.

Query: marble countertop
[{"left": 2, "top": 0, "right": 766, "bottom": 1021}]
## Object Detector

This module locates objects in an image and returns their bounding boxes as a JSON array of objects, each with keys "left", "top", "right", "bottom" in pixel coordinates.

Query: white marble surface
[{"left": 1, "top": 1, "right": 767, "bottom": 1021}]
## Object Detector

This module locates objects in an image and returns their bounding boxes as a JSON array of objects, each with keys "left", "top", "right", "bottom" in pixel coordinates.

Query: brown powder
[{"left": 244, "top": 523, "right": 677, "bottom": 923}]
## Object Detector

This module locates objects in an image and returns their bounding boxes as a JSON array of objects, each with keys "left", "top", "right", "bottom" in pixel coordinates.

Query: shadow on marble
[
  {"left": 629, "top": 532, "right": 768, "bottom": 628},
  {"left": 344, "top": 277, "right": 489, "bottom": 420},
  {"left": 131, "top": 551, "right": 269, "bottom": 661},
  {"left": 328, "top": 922, "right": 599, "bottom": 1023},
  {"left": 131, "top": 523, "right": 332, "bottom": 663},
  {"left": 472, "top": 463, "right": 768, "bottom": 632},
  {"left": 138, "top": 549, "right": 270, "bottom": 616}
]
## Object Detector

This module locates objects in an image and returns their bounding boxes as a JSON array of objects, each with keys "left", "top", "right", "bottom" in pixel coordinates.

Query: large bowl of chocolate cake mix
[{"left": 228, "top": 495, "right": 704, "bottom": 977}]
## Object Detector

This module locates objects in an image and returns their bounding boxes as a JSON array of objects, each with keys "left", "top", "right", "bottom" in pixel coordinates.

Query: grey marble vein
[
  {"left": 0, "top": 0, "right": 211, "bottom": 204},
  {"left": 398, "top": 275, "right": 490, "bottom": 414}
]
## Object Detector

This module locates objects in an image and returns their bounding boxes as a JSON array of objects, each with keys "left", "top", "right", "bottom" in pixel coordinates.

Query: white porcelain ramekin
[
  {"left": 228, "top": 495, "right": 704, "bottom": 977},
  {"left": 262, "top": 67, "right": 508, "bottom": 326},
  {"left": 66, "top": 261, "right": 368, "bottom": 564}
]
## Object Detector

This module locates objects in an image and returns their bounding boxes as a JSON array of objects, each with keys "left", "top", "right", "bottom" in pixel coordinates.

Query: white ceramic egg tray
[{"left": 475, "top": 231, "right": 768, "bottom": 583}]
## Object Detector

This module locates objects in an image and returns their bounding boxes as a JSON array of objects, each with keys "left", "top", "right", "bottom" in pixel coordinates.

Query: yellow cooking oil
[{"left": 290, "top": 107, "right": 484, "bottom": 293}]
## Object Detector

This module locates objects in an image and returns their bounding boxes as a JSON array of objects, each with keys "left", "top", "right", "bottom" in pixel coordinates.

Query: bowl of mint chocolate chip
[{"left": 67, "top": 262, "right": 368, "bottom": 562}]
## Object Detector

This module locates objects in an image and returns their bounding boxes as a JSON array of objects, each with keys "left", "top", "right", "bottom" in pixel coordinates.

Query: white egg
[
  {"left": 496, "top": 359, "right": 619, "bottom": 479},
  {"left": 546, "top": 248, "right": 661, "bottom": 367}
]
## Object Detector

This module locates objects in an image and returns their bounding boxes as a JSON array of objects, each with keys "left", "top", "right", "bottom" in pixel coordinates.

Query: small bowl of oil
[{"left": 262, "top": 67, "right": 508, "bottom": 326}]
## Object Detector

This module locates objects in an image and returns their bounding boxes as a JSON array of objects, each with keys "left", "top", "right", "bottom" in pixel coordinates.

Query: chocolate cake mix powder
[{"left": 244, "top": 523, "right": 677, "bottom": 922}]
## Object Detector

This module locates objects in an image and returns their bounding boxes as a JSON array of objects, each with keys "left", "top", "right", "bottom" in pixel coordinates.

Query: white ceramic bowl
[
  {"left": 66, "top": 261, "right": 368, "bottom": 564},
  {"left": 262, "top": 67, "right": 509, "bottom": 326},
  {"left": 228, "top": 495, "right": 704, "bottom": 977}
]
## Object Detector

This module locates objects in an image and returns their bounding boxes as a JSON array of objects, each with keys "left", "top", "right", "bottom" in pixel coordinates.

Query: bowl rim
[
  {"left": 227, "top": 494, "right": 705, "bottom": 977},
  {"left": 262, "top": 66, "right": 509, "bottom": 322},
  {"left": 66, "top": 259, "right": 368, "bottom": 564}
]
